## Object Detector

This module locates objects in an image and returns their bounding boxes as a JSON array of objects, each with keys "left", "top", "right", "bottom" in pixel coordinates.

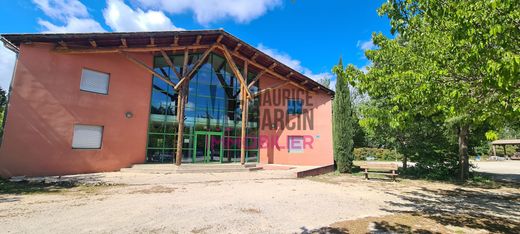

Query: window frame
[
  {"left": 287, "top": 99, "right": 303, "bottom": 115},
  {"left": 71, "top": 124, "right": 104, "bottom": 150},
  {"left": 79, "top": 68, "right": 110, "bottom": 95},
  {"left": 287, "top": 135, "right": 305, "bottom": 153}
]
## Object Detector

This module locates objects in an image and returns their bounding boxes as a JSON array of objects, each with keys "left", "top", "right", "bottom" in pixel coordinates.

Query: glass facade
[{"left": 146, "top": 52, "right": 260, "bottom": 163}]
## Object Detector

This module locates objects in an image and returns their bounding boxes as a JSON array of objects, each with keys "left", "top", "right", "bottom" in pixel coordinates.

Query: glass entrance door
[{"left": 193, "top": 131, "right": 223, "bottom": 163}]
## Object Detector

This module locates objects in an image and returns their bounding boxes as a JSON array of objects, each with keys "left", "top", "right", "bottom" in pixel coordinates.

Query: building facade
[{"left": 0, "top": 30, "right": 334, "bottom": 177}]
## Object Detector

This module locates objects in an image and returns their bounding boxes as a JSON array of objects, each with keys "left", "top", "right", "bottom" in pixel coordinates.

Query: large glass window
[{"left": 146, "top": 52, "right": 259, "bottom": 163}]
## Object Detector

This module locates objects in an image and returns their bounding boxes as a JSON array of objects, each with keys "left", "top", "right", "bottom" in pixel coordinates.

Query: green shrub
[{"left": 353, "top": 147, "right": 403, "bottom": 161}]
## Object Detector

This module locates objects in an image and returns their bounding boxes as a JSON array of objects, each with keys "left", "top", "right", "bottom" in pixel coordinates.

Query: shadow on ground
[{"left": 382, "top": 187, "right": 520, "bottom": 233}]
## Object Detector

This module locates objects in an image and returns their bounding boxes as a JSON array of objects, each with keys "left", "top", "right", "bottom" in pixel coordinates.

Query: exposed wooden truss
[
  {"left": 174, "top": 44, "right": 218, "bottom": 90},
  {"left": 159, "top": 50, "right": 182, "bottom": 80},
  {"left": 218, "top": 44, "right": 252, "bottom": 98},
  {"left": 120, "top": 51, "right": 176, "bottom": 87}
]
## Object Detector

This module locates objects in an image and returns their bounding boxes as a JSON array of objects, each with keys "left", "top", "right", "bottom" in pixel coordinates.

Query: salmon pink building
[{"left": 0, "top": 30, "right": 334, "bottom": 177}]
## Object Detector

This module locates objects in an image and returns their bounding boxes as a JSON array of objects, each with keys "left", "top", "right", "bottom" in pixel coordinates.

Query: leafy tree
[
  {"left": 0, "top": 87, "right": 7, "bottom": 137},
  {"left": 332, "top": 60, "right": 355, "bottom": 173},
  {"left": 317, "top": 77, "right": 331, "bottom": 89},
  {"left": 353, "top": 0, "right": 519, "bottom": 180}
]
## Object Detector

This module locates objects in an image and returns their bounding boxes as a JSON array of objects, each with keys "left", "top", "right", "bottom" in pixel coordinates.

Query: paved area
[{"left": 473, "top": 160, "right": 520, "bottom": 182}]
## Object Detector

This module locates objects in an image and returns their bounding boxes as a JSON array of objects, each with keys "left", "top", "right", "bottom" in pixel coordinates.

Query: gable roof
[{"left": 1, "top": 29, "right": 334, "bottom": 95}]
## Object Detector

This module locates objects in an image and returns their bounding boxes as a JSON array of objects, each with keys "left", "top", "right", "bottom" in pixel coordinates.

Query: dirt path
[{"left": 1, "top": 171, "right": 518, "bottom": 233}]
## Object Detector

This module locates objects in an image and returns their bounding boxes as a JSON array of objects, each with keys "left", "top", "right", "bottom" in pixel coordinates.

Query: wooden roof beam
[
  {"left": 89, "top": 39, "right": 97, "bottom": 48},
  {"left": 194, "top": 35, "right": 202, "bottom": 45},
  {"left": 234, "top": 43, "right": 242, "bottom": 52},
  {"left": 147, "top": 37, "right": 155, "bottom": 47},
  {"left": 219, "top": 44, "right": 252, "bottom": 98},
  {"left": 53, "top": 44, "right": 211, "bottom": 54},
  {"left": 251, "top": 52, "right": 259, "bottom": 61},
  {"left": 219, "top": 48, "right": 313, "bottom": 94},
  {"left": 174, "top": 44, "right": 218, "bottom": 90},
  {"left": 58, "top": 40, "right": 67, "bottom": 49},
  {"left": 120, "top": 38, "right": 127, "bottom": 48},
  {"left": 247, "top": 69, "right": 267, "bottom": 89},
  {"left": 160, "top": 49, "right": 182, "bottom": 80},
  {"left": 172, "top": 36, "right": 179, "bottom": 46},
  {"left": 216, "top": 34, "right": 224, "bottom": 43},
  {"left": 120, "top": 51, "right": 176, "bottom": 87}
]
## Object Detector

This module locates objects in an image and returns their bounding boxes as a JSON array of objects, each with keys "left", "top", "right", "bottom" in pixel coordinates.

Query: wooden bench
[{"left": 359, "top": 163, "right": 399, "bottom": 181}]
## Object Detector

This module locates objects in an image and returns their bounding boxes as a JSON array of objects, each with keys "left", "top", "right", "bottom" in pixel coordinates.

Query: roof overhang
[{"left": 0, "top": 29, "right": 334, "bottom": 96}]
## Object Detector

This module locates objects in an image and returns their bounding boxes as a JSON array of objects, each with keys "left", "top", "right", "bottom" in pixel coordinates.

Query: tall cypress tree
[{"left": 332, "top": 59, "right": 355, "bottom": 173}]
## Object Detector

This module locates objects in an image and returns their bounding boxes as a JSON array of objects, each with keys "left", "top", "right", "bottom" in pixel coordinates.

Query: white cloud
[
  {"left": 33, "top": 0, "right": 89, "bottom": 20},
  {"left": 38, "top": 17, "right": 105, "bottom": 33},
  {"left": 0, "top": 46, "right": 16, "bottom": 90},
  {"left": 256, "top": 43, "right": 333, "bottom": 83},
  {"left": 103, "top": 0, "right": 182, "bottom": 32},
  {"left": 357, "top": 39, "right": 375, "bottom": 51},
  {"left": 34, "top": 0, "right": 105, "bottom": 33},
  {"left": 136, "top": 0, "right": 281, "bottom": 25}
]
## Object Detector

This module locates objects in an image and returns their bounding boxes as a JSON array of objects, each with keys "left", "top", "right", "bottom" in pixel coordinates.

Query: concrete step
[
  {"left": 176, "top": 167, "right": 263, "bottom": 174},
  {"left": 120, "top": 163, "right": 261, "bottom": 174},
  {"left": 119, "top": 168, "right": 177, "bottom": 174}
]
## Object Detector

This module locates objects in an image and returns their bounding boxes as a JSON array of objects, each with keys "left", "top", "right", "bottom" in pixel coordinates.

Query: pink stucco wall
[
  {"left": 0, "top": 43, "right": 152, "bottom": 177},
  {"left": 0, "top": 43, "right": 333, "bottom": 177},
  {"left": 258, "top": 75, "right": 334, "bottom": 166}
]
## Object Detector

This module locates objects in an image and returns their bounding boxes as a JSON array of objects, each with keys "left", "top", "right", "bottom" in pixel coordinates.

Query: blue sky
[{"left": 0, "top": 0, "right": 391, "bottom": 90}]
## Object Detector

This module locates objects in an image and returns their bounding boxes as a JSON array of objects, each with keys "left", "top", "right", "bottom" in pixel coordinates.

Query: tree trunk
[
  {"left": 458, "top": 125, "right": 470, "bottom": 181},
  {"left": 402, "top": 155, "right": 408, "bottom": 170}
]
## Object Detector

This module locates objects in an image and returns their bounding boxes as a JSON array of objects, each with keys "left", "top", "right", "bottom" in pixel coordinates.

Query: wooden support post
[
  {"left": 240, "top": 60, "right": 249, "bottom": 165},
  {"left": 503, "top": 145, "right": 507, "bottom": 157},
  {"left": 493, "top": 145, "right": 497, "bottom": 156},
  {"left": 175, "top": 48, "right": 189, "bottom": 166}
]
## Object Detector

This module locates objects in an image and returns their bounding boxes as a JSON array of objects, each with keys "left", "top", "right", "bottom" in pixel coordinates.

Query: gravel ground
[
  {"left": 1, "top": 170, "right": 518, "bottom": 233},
  {"left": 0, "top": 171, "right": 404, "bottom": 234}
]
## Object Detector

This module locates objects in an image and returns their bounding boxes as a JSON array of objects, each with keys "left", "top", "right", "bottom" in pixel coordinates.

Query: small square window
[
  {"left": 72, "top": 124, "right": 103, "bottom": 149},
  {"left": 80, "top": 69, "right": 109, "bottom": 94},
  {"left": 287, "top": 99, "right": 303, "bottom": 115},
  {"left": 288, "top": 136, "right": 304, "bottom": 153}
]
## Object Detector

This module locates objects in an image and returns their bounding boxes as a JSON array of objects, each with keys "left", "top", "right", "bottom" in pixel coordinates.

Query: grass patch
[
  {"left": 0, "top": 178, "right": 77, "bottom": 195},
  {"left": 0, "top": 178, "right": 118, "bottom": 195}
]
